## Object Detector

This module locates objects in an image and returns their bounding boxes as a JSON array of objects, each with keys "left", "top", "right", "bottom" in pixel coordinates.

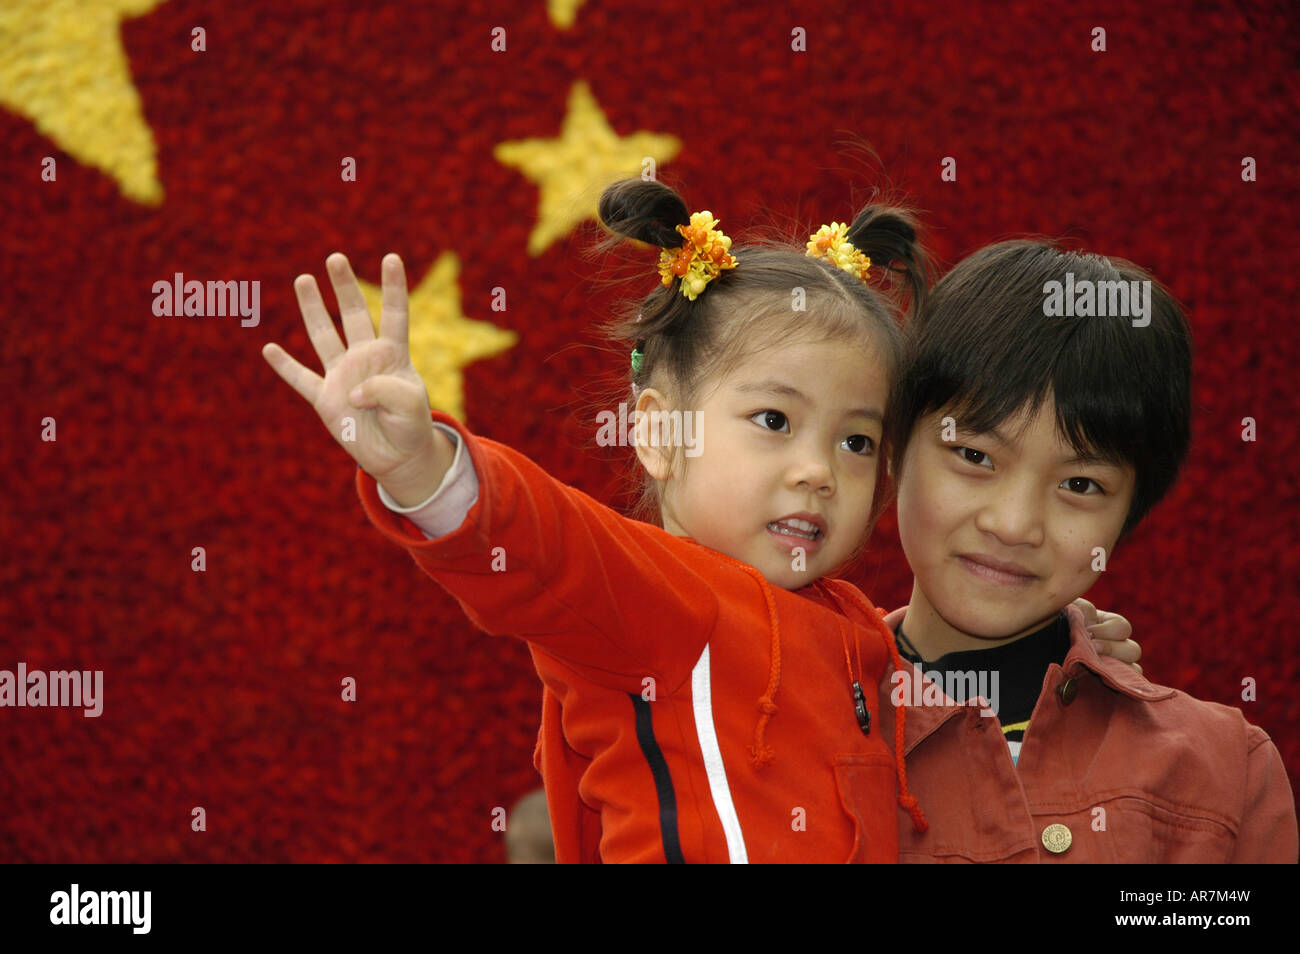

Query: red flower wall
[{"left": 1, "top": 0, "right": 1296, "bottom": 862}]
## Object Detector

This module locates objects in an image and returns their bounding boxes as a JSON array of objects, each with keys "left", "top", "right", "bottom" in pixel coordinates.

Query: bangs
[
  {"left": 691, "top": 247, "right": 903, "bottom": 399},
  {"left": 935, "top": 324, "right": 1146, "bottom": 470},
  {"left": 887, "top": 239, "right": 1192, "bottom": 537}
]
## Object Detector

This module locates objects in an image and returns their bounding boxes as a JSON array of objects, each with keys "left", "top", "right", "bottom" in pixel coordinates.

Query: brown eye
[
  {"left": 842, "top": 434, "right": 875, "bottom": 455},
  {"left": 1062, "top": 476, "right": 1103, "bottom": 495},
  {"left": 956, "top": 446, "right": 992, "bottom": 468},
  {"left": 751, "top": 410, "right": 789, "bottom": 433}
]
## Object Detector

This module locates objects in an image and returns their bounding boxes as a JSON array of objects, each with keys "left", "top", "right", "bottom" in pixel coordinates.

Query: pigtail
[
  {"left": 598, "top": 179, "right": 691, "bottom": 249},
  {"left": 845, "top": 205, "right": 930, "bottom": 323},
  {"left": 598, "top": 179, "right": 718, "bottom": 390}
]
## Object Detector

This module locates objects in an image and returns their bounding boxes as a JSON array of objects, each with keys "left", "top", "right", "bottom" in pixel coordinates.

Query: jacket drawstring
[
  {"left": 833, "top": 585, "right": 929, "bottom": 835},
  {"left": 737, "top": 563, "right": 782, "bottom": 769},
  {"left": 733, "top": 564, "right": 929, "bottom": 835},
  {"left": 876, "top": 610, "right": 929, "bottom": 834}
]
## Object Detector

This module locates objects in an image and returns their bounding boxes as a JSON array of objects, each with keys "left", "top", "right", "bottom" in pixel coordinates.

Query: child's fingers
[
  {"left": 1086, "top": 612, "right": 1131, "bottom": 641},
  {"left": 325, "top": 252, "right": 378, "bottom": 349},
  {"left": 1073, "top": 596, "right": 1098, "bottom": 626},
  {"left": 293, "top": 273, "right": 345, "bottom": 370},
  {"left": 348, "top": 373, "right": 420, "bottom": 414},
  {"left": 1092, "top": 639, "right": 1144, "bottom": 675},
  {"left": 1092, "top": 635, "right": 1141, "bottom": 665},
  {"left": 262, "top": 342, "right": 323, "bottom": 407},
  {"left": 379, "top": 253, "right": 410, "bottom": 353}
]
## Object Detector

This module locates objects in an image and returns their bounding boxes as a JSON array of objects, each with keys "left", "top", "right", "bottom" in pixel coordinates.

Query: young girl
[{"left": 262, "top": 181, "right": 1132, "bottom": 863}]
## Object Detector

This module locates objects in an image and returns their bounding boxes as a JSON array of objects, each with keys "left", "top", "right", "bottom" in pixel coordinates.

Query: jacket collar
[
  {"left": 881, "top": 603, "right": 1174, "bottom": 755},
  {"left": 1058, "top": 603, "right": 1175, "bottom": 702}
]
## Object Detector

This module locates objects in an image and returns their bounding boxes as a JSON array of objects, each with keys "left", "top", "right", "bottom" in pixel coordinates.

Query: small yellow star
[
  {"left": 495, "top": 80, "right": 681, "bottom": 256},
  {"left": 547, "top": 0, "right": 587, "bottom": 30},
  {"left": 357, "top": 252, "right": 517, "bottom": 423},
  {"left": 0, "top": 0, "right": 167, "bottom": 205}
]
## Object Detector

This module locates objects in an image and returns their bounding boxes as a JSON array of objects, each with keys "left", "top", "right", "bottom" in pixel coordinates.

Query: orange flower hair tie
[
  {"left": 657, "top": 211, "right": 738, "bottom": 300},
  {"left": 806, "top": 222, "right": 871, "bottom": 282}
]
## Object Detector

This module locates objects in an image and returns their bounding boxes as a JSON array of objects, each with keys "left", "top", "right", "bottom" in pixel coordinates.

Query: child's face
[
  {"left": 655, "top": 335, "right": 887, "bottom": 590},
  {"left": 896, "top": 398, "right": 1135, "bottom": 642}
]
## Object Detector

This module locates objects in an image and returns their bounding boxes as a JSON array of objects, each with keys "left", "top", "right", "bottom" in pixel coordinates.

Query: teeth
[{"left": 767, "top": 519, "right": 820, "bottom": 540}]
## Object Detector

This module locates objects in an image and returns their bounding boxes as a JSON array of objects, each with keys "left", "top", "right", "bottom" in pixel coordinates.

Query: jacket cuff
[
  {"left": 355, "top": 410, "right": 493, "bottom": 559},
  {"left": 375, "top": 421, "right": 480, "bottom": 537}
]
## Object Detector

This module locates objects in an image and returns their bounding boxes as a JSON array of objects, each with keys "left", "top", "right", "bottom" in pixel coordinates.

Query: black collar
[{"left": 895, "top": 612, "right": 1071, "bottom": 717}]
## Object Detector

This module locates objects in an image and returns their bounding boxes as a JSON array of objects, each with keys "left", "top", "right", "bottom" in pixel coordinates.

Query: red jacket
[
  {"left": 356, "top": 410, "right": 925, "bottom": 863},
  {"left": 877, "top": 606, "right": 1298, "bottom": 863}
]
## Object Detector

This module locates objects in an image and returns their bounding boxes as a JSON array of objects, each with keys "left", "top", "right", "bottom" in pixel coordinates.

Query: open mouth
[{"left": 766, "top": 518, "right": 822, "bottom": 541}]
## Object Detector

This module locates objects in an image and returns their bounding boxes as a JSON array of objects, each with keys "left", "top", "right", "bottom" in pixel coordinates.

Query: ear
[{"left": 632, "top": 386, "right": 676, "bottom": 482}]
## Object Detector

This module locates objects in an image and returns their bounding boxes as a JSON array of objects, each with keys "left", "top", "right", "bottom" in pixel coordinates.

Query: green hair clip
[{"left": 630, "top": 347, "right": 644, "bottom": 376}]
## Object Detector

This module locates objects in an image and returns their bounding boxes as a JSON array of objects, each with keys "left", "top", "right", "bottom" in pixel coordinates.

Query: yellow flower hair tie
[
  {"left": 657, "top": 211, "right": 738, "bottom": 300},
  {"left": 807, "top": 222, "right": 871, "bottom": 282}
]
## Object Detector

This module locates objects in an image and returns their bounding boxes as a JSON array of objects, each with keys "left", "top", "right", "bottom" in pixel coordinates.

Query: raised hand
[{"left": 262, "top": 252, "right": 452, "bottom": 507}]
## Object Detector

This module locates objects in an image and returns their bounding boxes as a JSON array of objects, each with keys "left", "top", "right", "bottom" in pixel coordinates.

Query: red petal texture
[{"left": 0, "top": 0, "right": 1295, "bottom": 862}]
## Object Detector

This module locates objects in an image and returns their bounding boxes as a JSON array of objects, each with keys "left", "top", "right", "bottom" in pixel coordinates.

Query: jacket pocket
[
  {"left": 833, "top": 752, "right": 900, "bottom": 863},
  {"left": 1083, "top": 796, "right": 1237, "bottom": 863}
]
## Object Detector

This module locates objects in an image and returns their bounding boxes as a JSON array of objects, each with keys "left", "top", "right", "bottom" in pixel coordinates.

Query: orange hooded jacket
[{"left": 356, "top": 409, "right": 926, "bottom": 863}]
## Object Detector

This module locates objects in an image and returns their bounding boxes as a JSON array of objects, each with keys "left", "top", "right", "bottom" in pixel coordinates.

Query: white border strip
[{"left": 691, "top": 643, "right": 748, "bottom": 863}]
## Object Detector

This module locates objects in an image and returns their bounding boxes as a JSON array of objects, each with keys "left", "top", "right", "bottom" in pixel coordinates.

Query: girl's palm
[{"left": 262, "top": 253, "right": 436, "bottom": 485}]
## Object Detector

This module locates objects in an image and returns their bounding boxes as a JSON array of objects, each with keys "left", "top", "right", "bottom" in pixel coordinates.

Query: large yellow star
[
  {"left": 357, "top": 252, "right": 517, "bottom": 423},
  {"left": 547, "top": 0, "right": 586, "bottom": 30},
  {"left": 0, "top": 0, "right": 166, "bottom": 205},
  {"left": 495, "top": 80, "right": 681, "bottom": 256}
]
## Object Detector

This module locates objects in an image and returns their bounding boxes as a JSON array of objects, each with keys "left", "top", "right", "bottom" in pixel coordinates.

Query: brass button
[
  {"left": 1058, "top": 678, "right": 1078, "bottom": 705},
  {"left": 1042, "top": 823, "right": 1072, "bottom": 854}
]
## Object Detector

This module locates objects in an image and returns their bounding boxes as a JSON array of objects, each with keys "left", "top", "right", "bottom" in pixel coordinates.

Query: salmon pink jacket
[{"left": 877, "top": 606, "right": 1297, "bottom": 863}]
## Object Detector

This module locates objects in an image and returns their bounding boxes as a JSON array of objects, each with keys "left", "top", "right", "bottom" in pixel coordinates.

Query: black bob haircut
[{"left": 883, "top": 240, "right": 1193, "bottom": 540}]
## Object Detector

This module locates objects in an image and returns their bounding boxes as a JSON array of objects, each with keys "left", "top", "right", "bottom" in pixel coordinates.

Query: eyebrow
[
  {"left": 959, "top": 424, "right": 1011, "bottom": 446},
  {"left": 1061, "top": 452, "right": 1125, "bottom": 469},
  {"left": 954, "top": 426, "right": 1125, "bottom": 469},
  {"left": 735, "top": 379, "right": 882, "bottom": 422}
]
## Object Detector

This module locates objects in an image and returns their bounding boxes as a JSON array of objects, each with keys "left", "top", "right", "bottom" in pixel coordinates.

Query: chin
[
  {"left": 936, "top": 601, "right": 1038, "bottom": 641},
  {"left": 765, "top": 567, "right": 807, "bottom": 591}
]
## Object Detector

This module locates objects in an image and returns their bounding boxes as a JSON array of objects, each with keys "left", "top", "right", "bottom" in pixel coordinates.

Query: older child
[{"left": 876, "top": 240, "right": 1297, "bottom": 862}]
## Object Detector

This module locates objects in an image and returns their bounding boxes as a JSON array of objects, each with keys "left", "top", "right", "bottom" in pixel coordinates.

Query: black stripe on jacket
[{"left": 628, "top": 693, "right": 686, "bottom": 863}]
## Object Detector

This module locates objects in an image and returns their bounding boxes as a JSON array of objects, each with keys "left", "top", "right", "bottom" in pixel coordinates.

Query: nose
[
  {"left": 973, "top": 476, "right": 1045, "bottom": 548},
  {"left": 788, "top": 445, "right": 835, "bottom": 496}
]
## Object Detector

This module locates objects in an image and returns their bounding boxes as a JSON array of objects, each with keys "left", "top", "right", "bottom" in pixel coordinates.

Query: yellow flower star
[
  {"left": 547, "top": 0, "right": 587, "bottom": 30},
  {"left": 357, "top": 252, "right": 517, "bottom": 423},
  {"left": 494, "top": 80, "right": 681, "bottom": 256},
  {"left": 0, "top": 0, "right": 167, "bottom": 205}
]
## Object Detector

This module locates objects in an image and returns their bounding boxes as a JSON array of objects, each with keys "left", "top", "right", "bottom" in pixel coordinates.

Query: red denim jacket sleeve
[
  {"left": 355, "top": 409, "right": 718, "bottom": 694},
  {"left": 1231, "top": 725, "right": 1299, "bottom": 863}
]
